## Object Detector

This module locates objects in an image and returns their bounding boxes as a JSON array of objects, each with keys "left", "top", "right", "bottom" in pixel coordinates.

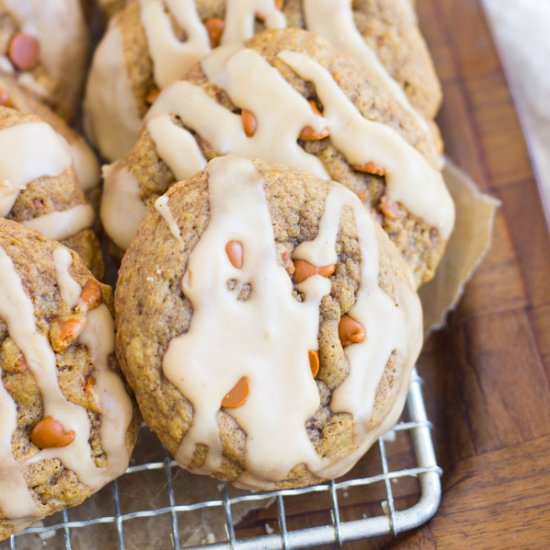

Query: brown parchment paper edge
[{"left": 420, "top": 159, "right": 500, "bottom": 333}]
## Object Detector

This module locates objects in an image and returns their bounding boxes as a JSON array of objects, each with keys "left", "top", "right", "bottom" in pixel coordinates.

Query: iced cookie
[
  {"left": 0, "top": 0, "right": 89, "bottom": 120},
  {"left": 85, "top": 0, "right": 441, "bottom": 160},
  {"left": 116, "top": 156, "right": 423, "bottom": 490},
  {"left": 0, "top": 76, "right": 100, "bottom": 193},
  {"left": 0, "top": 220, "right": 138, "bottom": 540},
  {"left": 0, "top": 106, "right": 103, "bottom": 278},
  {"left": 102, "top": 29, "right": 454, "bottom": 285}
]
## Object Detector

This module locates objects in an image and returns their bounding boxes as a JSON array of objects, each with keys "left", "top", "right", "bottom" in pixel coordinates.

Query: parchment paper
[{"left": 420, "top": 160, "right": 499, "bottom": 331}]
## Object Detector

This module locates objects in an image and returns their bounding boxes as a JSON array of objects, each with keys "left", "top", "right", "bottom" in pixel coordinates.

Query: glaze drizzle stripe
[
  {"left": 0, "top": 121, "right": 72, "bottom": 217},
  {"left": 0, "top": 364, "right": 39, "bottom": 519},
  {"left": 139, "top": 0, "right": 211, "bottom": 89},
  {"left": 157, "top": 156, "right": 422, "bottom": 490},
  {"left": 302, "top": 0, "right": 432, "bottom": 135},
  {"left": 22, "top": 204, "right": 95, "bottom": 241}
]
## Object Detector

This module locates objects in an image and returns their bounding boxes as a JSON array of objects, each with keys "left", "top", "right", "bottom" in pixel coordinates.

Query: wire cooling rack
[{"left": 4, "top": 368, "right": 441, "bottom": 549}]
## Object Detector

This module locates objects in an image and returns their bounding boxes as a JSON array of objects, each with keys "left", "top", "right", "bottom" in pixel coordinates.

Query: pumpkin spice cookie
[
  {"left": 0, "top": 105, "right": 103, "bottom": 278},
  {"left": 116, "top": 156, "right": 423, "bottom": 490},
  {"left": 0, "top": 220, "right": 139, "bottom": 541},
  {"left": 0, "top": 0, "right": 89, "bottom": 120},
  {"left": 102, "top": 29, "right": 454, "bottom": 285},
  {"left": 85, "top": 0, "right": 441, "bottom": 161}
]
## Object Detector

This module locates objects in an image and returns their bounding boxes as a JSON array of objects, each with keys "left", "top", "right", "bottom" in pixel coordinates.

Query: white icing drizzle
[
  {"left": 158, "top": 156, "right": 422, "bottom": 489},
  {"left": 0, "top": 244, "right": 133, "bottom": 524},
  {"left": 0, "top": 55, "right": 15, "bottom": 74},
  {"left": 69, "top": 142, "right": 100, "bottom": 192},
  {"left": 139, "top": 0, "right": 285, "bottom": 91},
  {"left": 0, "top": 367, "right": 39, "bottom": 519},
  {"left": 139, "top": 0, "right": 210, "bottom": 89},
  {"left": 16, "top": 73, "right": 48, "bottom": 99},
  {"left": 53, "top": 248, "right": 82, "bottom": 307},
  {"left": 146, "top": 114, "right": 207, "bottom": 181},
  {"left": 101, "top": 164, "right": 147, "bottom": 250},
  {"left": 22, "top": 204, "right": 95, "bottom": 241},
  {"left": 154, "top": 195, "right": 185, "bottom": 248},
  {"left": 221, "top": 0, "right": 286, "bottom": 45},
  {"left": 0, "top": 122, "right": 72, "bottom": 217},
  {"left": 100, "top": 46, "right": 452, "bottom": 249},
  {"left": 303, "top": 0, "right": 431, "bottom": 134},
  {"left": 84, "top": 24, "right": 143, "bottom": 161}
]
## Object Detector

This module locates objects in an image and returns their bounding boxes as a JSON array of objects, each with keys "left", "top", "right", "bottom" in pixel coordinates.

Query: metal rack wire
[{"left": 5, "top": 368, "right": 441, "bottom": 549}]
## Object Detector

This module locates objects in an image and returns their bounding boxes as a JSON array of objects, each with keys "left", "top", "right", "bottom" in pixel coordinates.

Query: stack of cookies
[{"left": 0, "top": 0, "right": 455, "bottom": 538}]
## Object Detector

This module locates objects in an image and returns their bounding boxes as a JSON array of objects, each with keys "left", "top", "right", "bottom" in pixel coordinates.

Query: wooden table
[
  {"left": 238, "top": 0, "right": 550, "bottom": 548},
  {"left": 398, "top": 0, "right": 550, "bottom": 547}
]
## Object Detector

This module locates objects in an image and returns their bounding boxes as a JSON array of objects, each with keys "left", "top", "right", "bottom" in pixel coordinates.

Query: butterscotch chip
[
  {"left": 8, "top": 32, "right": 39, "bottom": 71},
  {"left": 299, "top": 100, "right": 331, "bottom": 141},
  {"left": 49, "top": 314, "right": 86, "bottom": 353},
  {"left": 241, "top": 109, "right": 257, "bottom": 137},
  {"left": 31, "top": 417, "right": 76, "bottom": 449},
  {"left": 146, "top": 87, "right": 160, "bottom": 104},
  {"left": 338, "top": 315, "right": 367, "bottom": 347},
  {"left": 225, "top": 240, "right": 243, "bottom": 268},
  {"left": 222, "top": 377, "right": 250, "bottom": 409},
  {"left": 204, "top": 17, "right": 225, "bottom": 48},
  {"left": 308, "top": 350, "right": 320, "bottom": 378},
  {"left": 80, "top": 279, "right": 102, "bottom": 311},
  {"left": 293, "top": 259, "right": 335, "bottom": 283},
  {"left": 0, "top": 87, "right": 11, "bottom": 107},
  {"left": 352, "top": 161, "right": 386, "bottom": 177}
]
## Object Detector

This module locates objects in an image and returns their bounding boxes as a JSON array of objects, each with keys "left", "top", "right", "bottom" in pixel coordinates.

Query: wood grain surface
[
  {"left": 238, "top": 0, "right": 550, "bottom": 548},
  {"left": 398, "top": 0, "right": 550, "bottom": 547}
]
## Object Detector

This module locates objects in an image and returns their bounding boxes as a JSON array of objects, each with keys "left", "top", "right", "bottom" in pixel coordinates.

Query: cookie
[
  {"left": 85, "top": 0, "right": 441, "bottom": 160},
  {"left": 0, "top": 0, "right": 89, "bottom": 120},
  {"left": 0, "top": 105, "right": 103, "bottom": 278},
  {"left": 0, "top": 220, "right": 139, "bottom": 541},
  {"left": 102, "top": 29, "right": 454, "bottom": 285},
  {"left": 116, "top": 156, "right": 423, "bottom": 490},
  {"left": 0, "top": 75, "right": 100, "bottom": 193}
]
